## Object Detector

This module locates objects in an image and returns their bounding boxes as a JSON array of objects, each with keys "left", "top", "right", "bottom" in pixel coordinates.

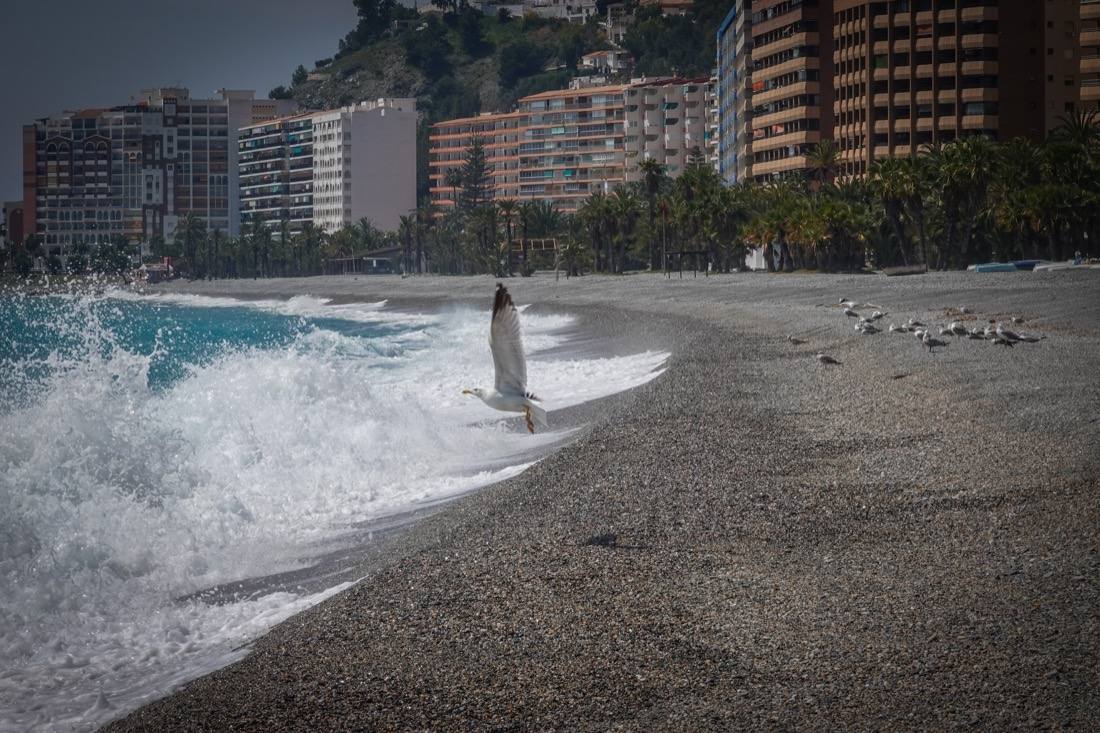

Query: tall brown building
[
  {"left": 749, "top": 0, "right": 835, "bottom": 180},
  {"left": 831, "top": 0, "right": 1086, "bottom": 178},
  {"left": 1081, "top": 0, "right": 1100, "bottom": 111},
  {"left": 721, "top": 1, "right": 1090, "bottom": 182}
]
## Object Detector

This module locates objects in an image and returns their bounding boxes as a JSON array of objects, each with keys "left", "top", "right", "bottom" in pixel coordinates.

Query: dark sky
[{"left": 0, "top": 0, "right": 360, "bottom": 203}]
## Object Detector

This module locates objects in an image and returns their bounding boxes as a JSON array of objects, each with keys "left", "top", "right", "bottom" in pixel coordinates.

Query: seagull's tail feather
[{"left": 526, "top": 400, "right": 548, "bottom": 429}]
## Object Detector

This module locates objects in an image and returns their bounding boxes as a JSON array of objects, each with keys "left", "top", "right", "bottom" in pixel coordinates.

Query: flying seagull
[
  {"left": 463, "top": 284, "right": 548, "bottom": 433},
  {"left": 817, "top": 353, "right": 842, "bottom": 365}
]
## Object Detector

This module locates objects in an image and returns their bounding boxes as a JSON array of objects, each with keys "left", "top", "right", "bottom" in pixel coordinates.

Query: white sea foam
[{"left": 0, "top": 291, "right": 667, "bottom": 731}]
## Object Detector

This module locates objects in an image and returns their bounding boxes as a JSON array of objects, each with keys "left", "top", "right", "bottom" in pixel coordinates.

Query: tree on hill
[
  {"left": 457, "top": 9, "right": 490, "bottom": 57},
  {"left": 624, "top": 0, "right": 733, "bottom": 77},
  {"left": 404, "top": 16, "right": 453, "bottom": 77},
  {"left": 291, "top": 65, "right": 308, "bottom": 86},
  {"left": 460, "top": 137, "right": 493, "bottom": 213},
  {"left": 499, "top": 40, "right": 549, "bottom": 89}
]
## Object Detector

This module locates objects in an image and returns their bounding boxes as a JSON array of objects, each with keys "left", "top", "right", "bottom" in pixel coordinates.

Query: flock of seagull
[{"left": 799, "top": 297, "right": 1045, "bottom": 366}]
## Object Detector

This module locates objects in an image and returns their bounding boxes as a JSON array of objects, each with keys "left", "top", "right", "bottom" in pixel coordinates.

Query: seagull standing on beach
[
  {"left": 839, "top": 298, "right": 883, "bottom": 310},
  {"left": 463, "top": 284, "right": 548, "bottom": 434},
  {"left": 922, "top": 333, "right": 948, "bottom": 353},
  {"left": 817, "top": 353, "right": 842, "bottom": 365}
]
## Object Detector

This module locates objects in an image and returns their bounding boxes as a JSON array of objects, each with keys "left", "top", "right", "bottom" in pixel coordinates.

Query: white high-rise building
[{"left": 239, "top": 98, "right": 416, "bottom": 234}]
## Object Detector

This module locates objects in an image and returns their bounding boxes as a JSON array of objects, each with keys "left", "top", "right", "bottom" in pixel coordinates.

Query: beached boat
[
  {"left": 1033, "top": 260, "right": 1100, "bottom": 272},
  {"left": 879, "top": 264, "right": 928, "bottom": 276},
  {"left": 972, "top": 262, "right": 1019, "bottom": 273}
]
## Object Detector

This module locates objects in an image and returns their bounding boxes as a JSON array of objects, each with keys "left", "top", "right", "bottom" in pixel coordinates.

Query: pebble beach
[{"left": 103, "top": 270, "right": 1100, "bottom": 731}]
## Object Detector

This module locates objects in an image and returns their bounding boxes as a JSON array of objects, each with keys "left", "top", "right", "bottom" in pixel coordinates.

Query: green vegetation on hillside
[{"left": 274, "top": 0, "right": 731, "bottom": 202}]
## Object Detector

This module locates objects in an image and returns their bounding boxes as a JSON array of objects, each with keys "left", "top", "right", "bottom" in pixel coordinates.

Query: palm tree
[
  {"left": 807, "top": 140, "right": 841, "bottom": 186},
  {"left": 577, "top": 192, "right": 608, "bottom": 272},
  {"left": 637, "top": 158, "right": 666, "bottom": 269},
  {"left": 518, "top": 200, "right": 539, "bottom": 276},
  {"left": 934, "top": 136, "right": 997, "bottom": 268},
  {"left": 253, "top": 223, "right": 273, "bottom": 278},
  {"left": 173, "top": 212, "right": 206, "bottom": 278},
  {"left": 398, "top": 214, "right": 415, "bottom": 274},
  {"left": 497, "top": 199, "right": 518, "bottom": 276},
  {"left": 414, "top": 202, "right": 435, "bottom": 274},
  {"left": 209, "top": 228, "right": 223, "bottom": 279},
  {"left": 869, "top": 157, "right": 918, "bottom": 266},
  {"left": 444, "top": 168, "right": 463, "bottom": 213},
  {"left": 609, "top": 186, "right": 641, "bottom": 273}
]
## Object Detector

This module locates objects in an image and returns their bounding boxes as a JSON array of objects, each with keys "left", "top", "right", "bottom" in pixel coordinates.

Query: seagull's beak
[{"left": 461, "top": 389, "right": 473, "bottom": 396}]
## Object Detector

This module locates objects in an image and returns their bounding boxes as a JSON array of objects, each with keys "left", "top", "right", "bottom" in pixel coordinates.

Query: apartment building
[
  {"left": 706, "top": 75, "right": 721, "bottom": 171},
  {"left": 717, "top": 1, "right": 753, "bottom": 182},
  {"left": 428, "top": 111, "right": 526, "bottom": 208},
  {"left": 718, "top": 0, "right": 1089, "bottom": 183},
  {"left": 239, "top": 99, "right": 416, "bottom": 234},
  {"left": 238, "top": 114, "right": 316, "bottom": 233},
  {"left": 21, "top": 89, "right": 296, "bottom": 257},
  {"left": 2, "top": 201, "right": 24, "bottom": 249},
  {"left": 749, "top": 0, "right": 834, "bottom": 181},
  {"left": 833, "top": 0, "right": 1084, "bottom": 177},
  {"left": 1080, "top": 0, "right": 1100, "bottom": 111},
  {"left": 623, "top": 77, "right": 713, "bottom": 182},
  {"left": 516, "top": 84, "right": 628, "bottom": 210},
  {"left": 429, "top": 78, "right": 712, "bottom": 212}
]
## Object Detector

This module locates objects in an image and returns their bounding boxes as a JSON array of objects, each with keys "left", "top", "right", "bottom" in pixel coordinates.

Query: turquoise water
[
  {"left": 0, "top": 290, "right": 668, "bottom": 732},
  {"left": 0, "top": 295, "right": 409, "bottom": 407}
]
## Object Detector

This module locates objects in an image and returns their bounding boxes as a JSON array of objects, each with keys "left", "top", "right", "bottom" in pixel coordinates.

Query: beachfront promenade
[{"left": 106, "top": 271, "right": 1100, "bottom": 730}]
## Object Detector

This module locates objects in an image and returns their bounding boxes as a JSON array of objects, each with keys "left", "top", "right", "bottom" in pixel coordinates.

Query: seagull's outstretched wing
[{"left": 490, "top": 284, "right": 527, "bottom": 395}]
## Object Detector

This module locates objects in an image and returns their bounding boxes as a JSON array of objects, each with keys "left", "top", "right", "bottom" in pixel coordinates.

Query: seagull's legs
[{"left": 524, "top": 406, "right": 535, "bottom": 434}]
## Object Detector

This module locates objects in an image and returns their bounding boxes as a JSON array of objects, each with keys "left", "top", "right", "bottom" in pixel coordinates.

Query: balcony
[
  {"left": 753, "top": 80, "right": 818, "bottom": 106},
  {"left": 752, "top": 129, "right": 820, "bottom": 153},
  {"left": 751, "top": 155, "right": 809, "bottom": 178},
  {"left": 960, "top": 60, "right": 997, "bottom": 75},
  {"left": 959, "top": 5, "right": 997, "bottom": 23},
  {"left": 960, "top": 33, "right": 998, "bottom": 50},
  {"left": 960, "top": 114, "right": 998, "bottom": 130},
  {"left": 751, "top": 32, "right": 815, "bottom": 61}
]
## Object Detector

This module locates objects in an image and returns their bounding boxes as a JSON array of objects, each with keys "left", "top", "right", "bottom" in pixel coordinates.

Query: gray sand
[{"left": 105, "top": 271, "right": 1100, "bottom": 731}]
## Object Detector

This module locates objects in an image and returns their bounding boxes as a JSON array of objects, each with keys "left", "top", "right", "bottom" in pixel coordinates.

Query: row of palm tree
[
  {"left": 567, "top": 111, "right": 1100, "bottom": 274},
  {"left": 165, "top": 213, "right": 395, "bottom": 279},
  {"left": 744, "top": 113, "right": 1100, "bottom": 271},
  {"left": 159, "top": 111, "right": 1097, "bottom": 280}
]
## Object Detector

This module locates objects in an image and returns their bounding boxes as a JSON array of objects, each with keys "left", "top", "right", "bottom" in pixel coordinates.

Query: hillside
[{"left": 274, "top": 0, "right": 731, "bottom": 199}]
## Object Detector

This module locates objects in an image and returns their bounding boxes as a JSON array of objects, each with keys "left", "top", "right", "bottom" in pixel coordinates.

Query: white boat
[{"left": 1033, "top": 260, "right": 1100, "bottom": 272}]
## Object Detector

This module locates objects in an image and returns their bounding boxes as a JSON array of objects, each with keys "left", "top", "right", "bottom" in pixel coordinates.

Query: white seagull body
[
  {"left": 463, "top": 284, "right": 548, "bottom": 433},
  {"left": 839, "top": 298, "right": 883, "bottom": 310}
]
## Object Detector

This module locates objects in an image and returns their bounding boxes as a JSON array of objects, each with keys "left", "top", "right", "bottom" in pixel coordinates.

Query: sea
[{"left": 0, "top": 290, "right": 668, "bottom": 732}]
